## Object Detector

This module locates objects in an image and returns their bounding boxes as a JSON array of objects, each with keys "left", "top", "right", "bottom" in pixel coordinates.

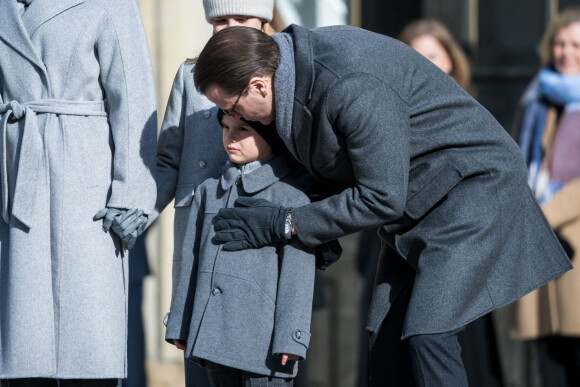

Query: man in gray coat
[
  {"left": 192, "top": 25, "right": 573, "bottom": 386},
  {"left": 0, "top": 0, "right": 156, "bottom": 385}
]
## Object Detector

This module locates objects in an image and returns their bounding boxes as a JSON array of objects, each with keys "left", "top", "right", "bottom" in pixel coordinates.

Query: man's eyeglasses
[{"left": 221, "top": 88, "right": 245, "bottom": 118}]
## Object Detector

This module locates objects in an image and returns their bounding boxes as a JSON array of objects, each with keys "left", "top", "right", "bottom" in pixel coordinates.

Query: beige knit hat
[{"left": 203, "top": 0, "right": 274, "bottom": 23}]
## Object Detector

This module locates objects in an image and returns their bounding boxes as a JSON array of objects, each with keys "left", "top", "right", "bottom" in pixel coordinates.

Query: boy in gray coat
[{"left": 165, "top": 110, "right": 315, "bottom": 386}]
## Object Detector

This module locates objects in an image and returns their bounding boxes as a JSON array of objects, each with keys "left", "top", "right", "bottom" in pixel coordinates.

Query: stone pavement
[{"left": 147, "top": 361, "right": 185, "bottom": 387}]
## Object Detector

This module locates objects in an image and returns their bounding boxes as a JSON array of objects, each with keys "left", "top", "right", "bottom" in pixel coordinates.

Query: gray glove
[
  {"left": 93, "top": 207, "right": 123, "bottom": 232},
  {"left": 111, "top": 208, "right": 148, "bottom": 249},
  {"left": 94, "top": 207, "right": 147, "bottom": 249}
]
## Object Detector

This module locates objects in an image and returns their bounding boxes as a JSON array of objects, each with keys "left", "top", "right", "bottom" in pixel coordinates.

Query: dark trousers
[
  {"left": 123, "top": 281, "right": 147, "bottom": 387},
  {"left": 538, "top": 336, "right": 580, "bottom": 387},
  {"left": 205, "top": 361, "right": 293, "bottom": 387},
  {"left": 5, "top": 379, "right": 118, "bottom": 387},
  {"left": 370, "top": 278, "right": 468, "bottom": 387},
  {"left": 185, "top": 358, "right": 210, "bottom": 387},
  {"left": 458, "top": 313, "right": 504, "bottom": 387}
]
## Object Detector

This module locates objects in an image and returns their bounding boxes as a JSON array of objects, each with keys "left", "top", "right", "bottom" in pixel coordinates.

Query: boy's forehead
[{"left": 221, "top": 114, "right": 252, "bottom": 129}]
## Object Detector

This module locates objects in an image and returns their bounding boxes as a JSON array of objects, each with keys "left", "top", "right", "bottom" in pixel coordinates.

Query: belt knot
[{"left": 8, "top": 101, "right": 25, "bottom": 120}]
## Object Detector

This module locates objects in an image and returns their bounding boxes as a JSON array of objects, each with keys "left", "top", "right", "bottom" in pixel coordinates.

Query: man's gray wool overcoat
[
  {"left": 165, "top": 156, "right": 315, "bottom": 378},
  {"left": 278, "top": 25, "right": 573, "bottom": 341},
  {"left": 0, "top": 0, "right": 157, "bottom": 378}
]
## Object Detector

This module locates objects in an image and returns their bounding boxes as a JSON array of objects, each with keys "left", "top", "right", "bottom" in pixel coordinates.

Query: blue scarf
[
  {"left": 539, "top": 68, "right": 580, "bottom": 108},
  {"left": 517, "top": 67, "right": 580, "bottom": 203}
]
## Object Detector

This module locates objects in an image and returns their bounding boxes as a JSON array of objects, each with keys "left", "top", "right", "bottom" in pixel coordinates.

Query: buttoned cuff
[
  {"left": 164, "top": 312, "right": 189, "bottom": 344},
  {"left": 272, "top": 328, "right": 311, "bottom": 360}
]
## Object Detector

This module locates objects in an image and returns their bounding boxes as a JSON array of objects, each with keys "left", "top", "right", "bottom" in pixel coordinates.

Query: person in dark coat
[
  {"left": 398, "top": 19, "right": 504, "bottom": 387},
  {"left": 190, "top": 25, "right": 573, "bottom": 386}
]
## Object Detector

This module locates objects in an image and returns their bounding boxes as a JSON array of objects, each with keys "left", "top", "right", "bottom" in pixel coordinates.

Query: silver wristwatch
[{"left": 284, "top": 211, "right": 293, "bottom": 240}]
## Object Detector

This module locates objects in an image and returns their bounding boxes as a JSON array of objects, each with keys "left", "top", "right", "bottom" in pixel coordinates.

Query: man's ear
[{"left": 248, "top": 76, "right": 272, "bottom": 98}]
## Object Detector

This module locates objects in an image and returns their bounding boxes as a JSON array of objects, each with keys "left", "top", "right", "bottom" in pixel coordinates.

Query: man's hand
[{"left": 214, "top": 197, "right": 291, "bottom": 251}]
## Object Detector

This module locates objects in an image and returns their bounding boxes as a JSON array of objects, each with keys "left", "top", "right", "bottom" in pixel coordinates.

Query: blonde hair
[
  {"left": 398, "top": 19, "right": 471, "bottom": 90},
  {"left": 262, "top": 22, "right": 277, "bottom": 36},
  {"left": 539, "top": 6, "right": 580, "bottom": 66}
]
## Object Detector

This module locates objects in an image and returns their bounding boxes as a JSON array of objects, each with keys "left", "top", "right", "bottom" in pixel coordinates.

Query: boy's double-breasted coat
[
  {"left": 165, "top": 156, "right": 315, "bottom": 378},
  {"left": 278, "top": 25, "right": 573, "bottom": 341},
  {"left": 0, "top": 0, "right": 157, "bottom": 378}
]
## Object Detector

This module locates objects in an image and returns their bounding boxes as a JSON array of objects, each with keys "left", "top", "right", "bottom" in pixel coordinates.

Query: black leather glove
[
  {"left": 214, "top": 197, "right": 291, "bottom": 251},
  {"left": 315, "top": 239, "right": 343, "bottom": 270}
]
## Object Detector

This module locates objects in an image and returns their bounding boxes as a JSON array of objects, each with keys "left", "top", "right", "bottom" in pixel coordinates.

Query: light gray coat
[
  {"left": 0, "top": 0, "right": 157, "bottom": 378},
  {"left": 155, "top": 62, "right": 228, "bottom": 293},
  {"left": 277, "top": 25, "right": 573, "bottom": 341},
  {"left": 165, "top": 156, "right": 315, "bottom": 378}
]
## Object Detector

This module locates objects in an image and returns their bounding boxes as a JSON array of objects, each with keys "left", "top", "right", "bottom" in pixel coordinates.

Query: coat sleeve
[
  {"left": 292, "top": 73, "right": 410, "bottom": 246},
  {"left": 96, "top": 0, "right": 157, "bottom": 213},
  {"left": 542, "top": 177, "right": 580, "bottom": 230},
  {"left": 165, "top": 186, "right": 205, "bottom": 342},
  {"left": 155, "top": 63, "right": 188, "bottom": 217},
  {"left": 271, "top": 232, "right": 316, "bottom": 359}
]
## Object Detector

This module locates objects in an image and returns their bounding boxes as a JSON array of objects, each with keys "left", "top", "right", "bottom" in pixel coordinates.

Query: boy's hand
[
  {"left": 173, "top": 339, "right": 187, "bottom": 350},
  {"left": 280, "top": 353, "right": 299, "bottom": 366}
]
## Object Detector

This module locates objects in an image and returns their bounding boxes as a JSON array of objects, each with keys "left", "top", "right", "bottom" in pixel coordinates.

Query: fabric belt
[{"left": 0, "top": 99, "right": 107, "bottom": 227}]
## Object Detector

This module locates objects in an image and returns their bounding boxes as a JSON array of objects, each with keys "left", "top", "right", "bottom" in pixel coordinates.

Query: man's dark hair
[{"left": 194, "top": 26, "right": 280, "bottom": 96}]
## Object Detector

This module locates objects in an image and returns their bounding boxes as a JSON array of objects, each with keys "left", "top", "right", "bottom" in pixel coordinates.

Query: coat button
[
  {"left": 295, "top": 330, "right": 301, "bottom": 339},
  {"left": 203, "top": 110, "right": 211, "bottom": 119},
  {"left": 212, "top": 288, "right": 221, "bottom": 296},
  {"left": 198, "top": 161, "right": 207, "bottom": 169}
]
